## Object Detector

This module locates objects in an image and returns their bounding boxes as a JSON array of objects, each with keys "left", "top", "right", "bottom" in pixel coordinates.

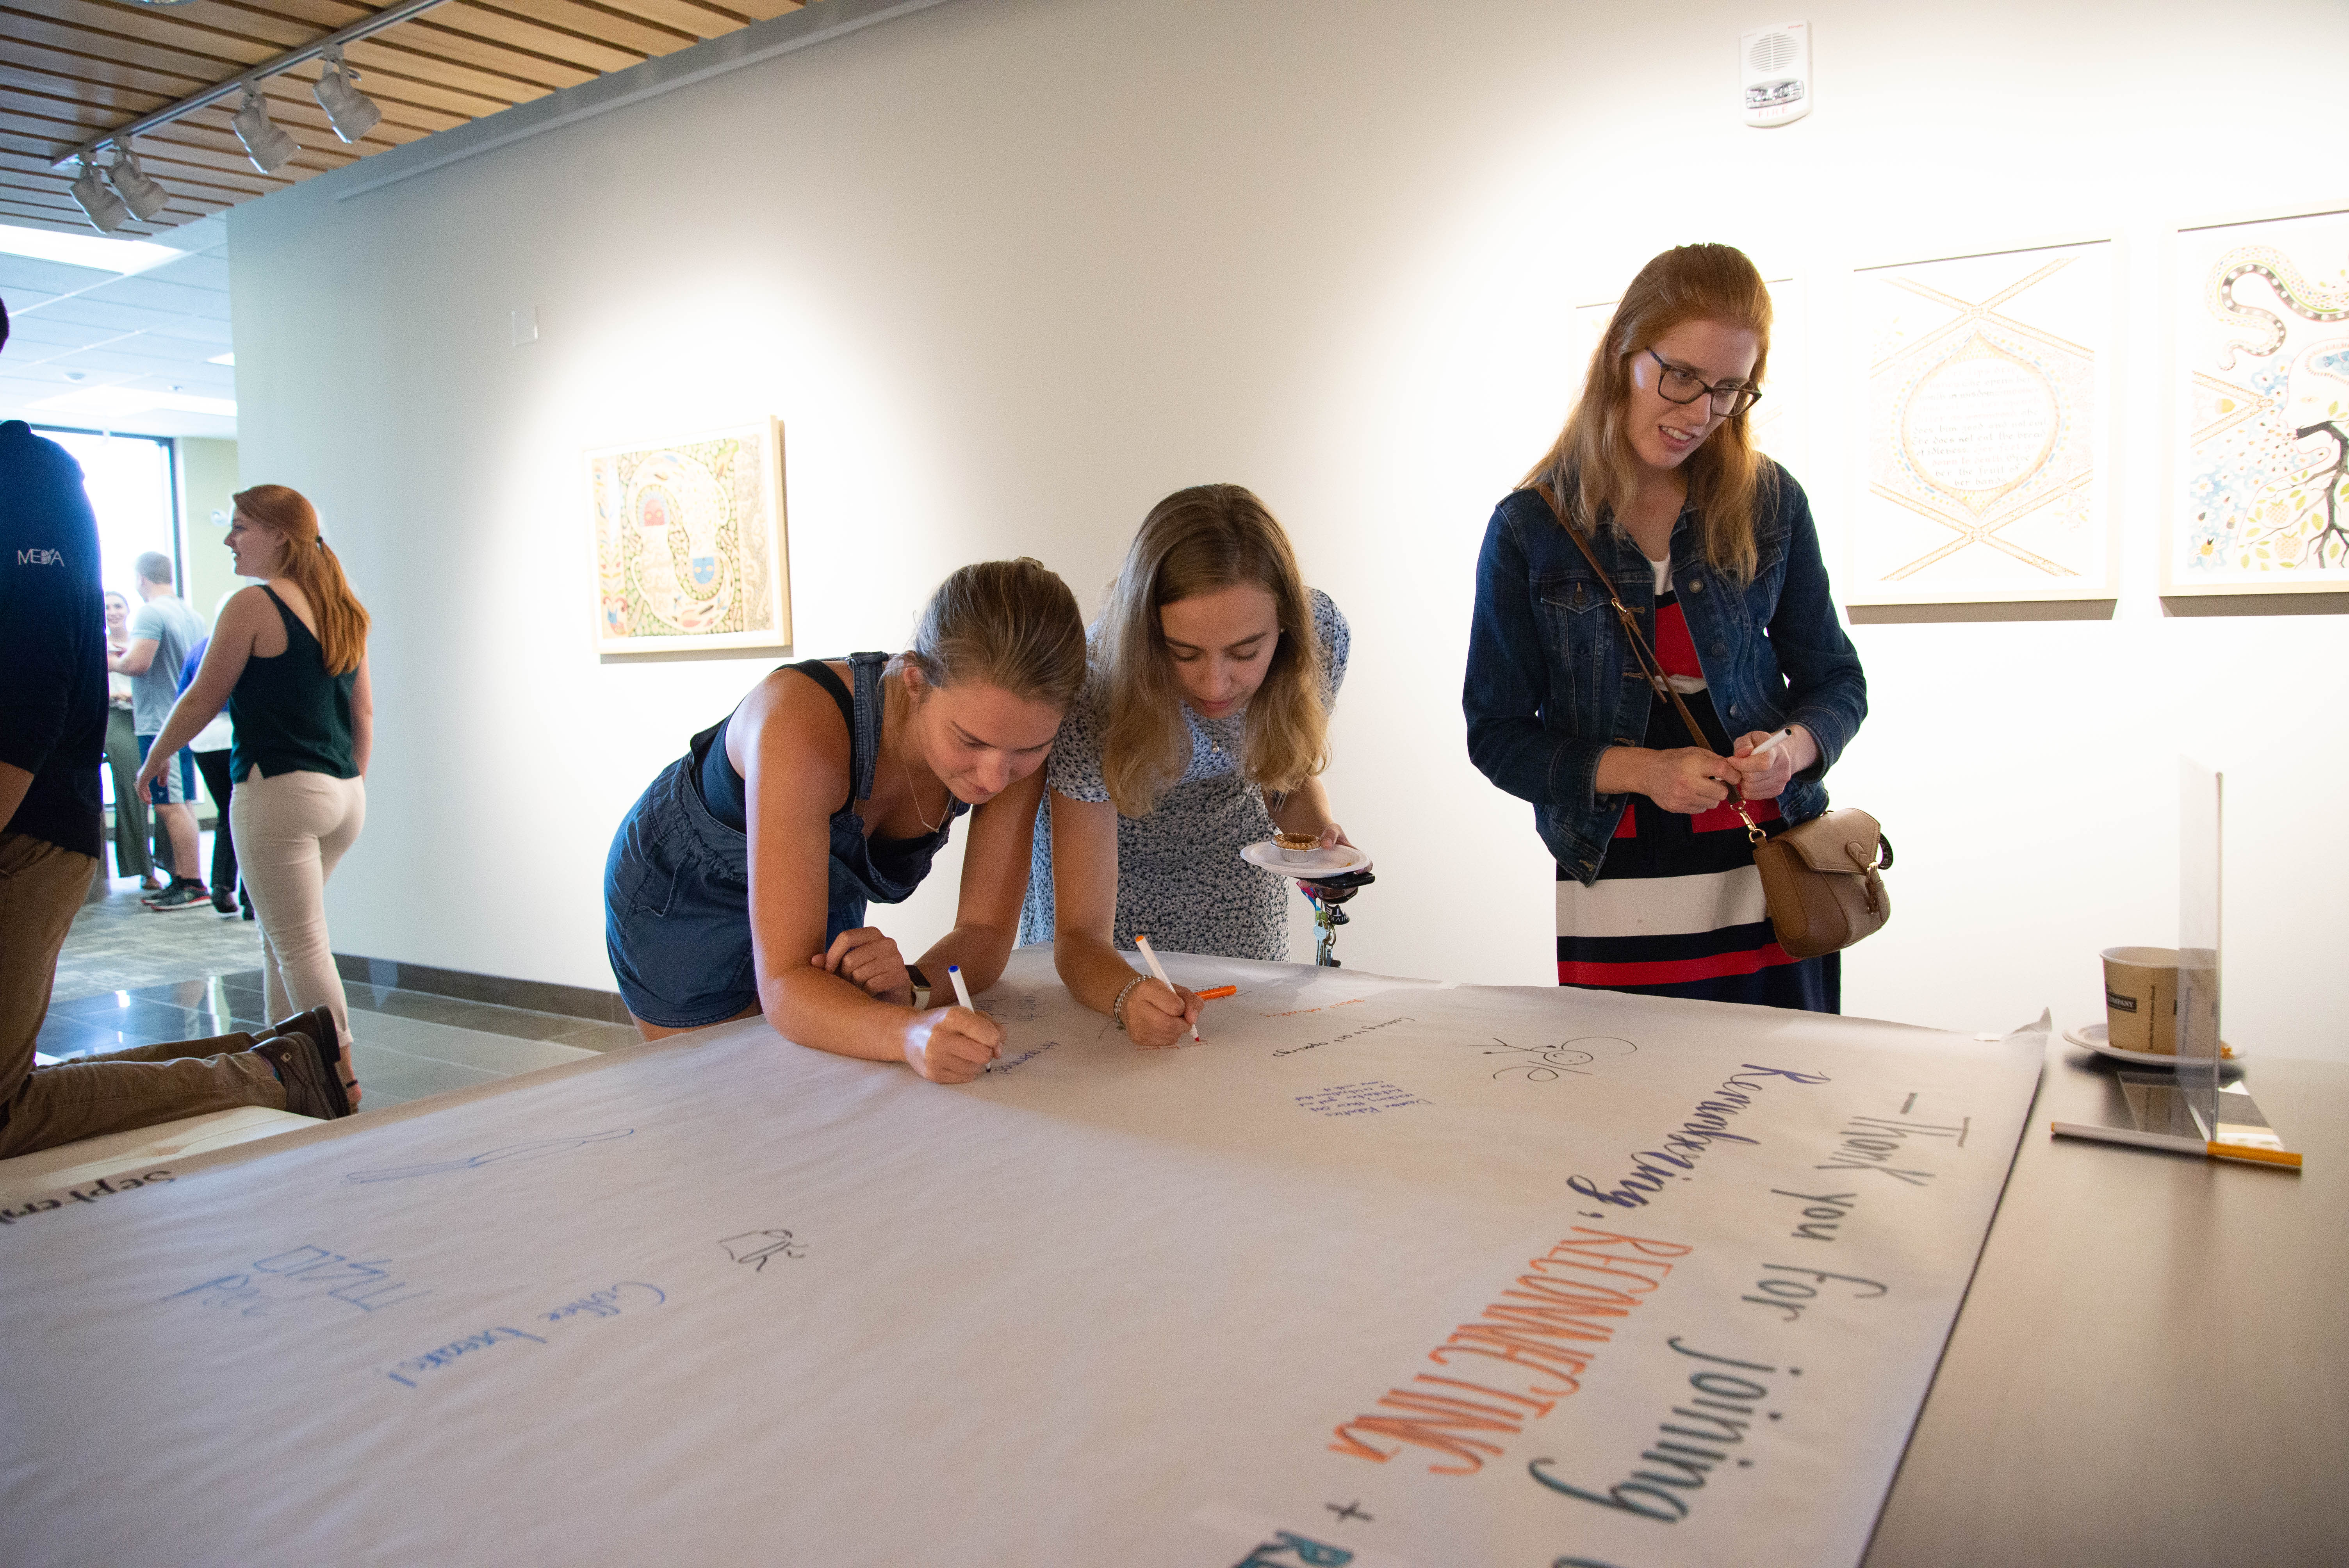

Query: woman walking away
[
  {"left": 141, "top": 485, "right": 371, "bottom": 1099},
  {"left": 606, "top": 559, "right": 1087, "bottom": 1085},
  {"left": 1463, "top": 243, "right": 1866, "bottom": 1012}
]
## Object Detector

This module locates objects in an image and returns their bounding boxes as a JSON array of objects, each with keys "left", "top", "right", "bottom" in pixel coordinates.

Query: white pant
[{"left": 232, "top": 769, "right": 366, "bottom": 1052}]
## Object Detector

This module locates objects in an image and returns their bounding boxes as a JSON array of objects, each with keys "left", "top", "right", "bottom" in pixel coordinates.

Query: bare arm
[
  {"left": 1048, "top": 789, "right": 1197, "bottom": 1047},
  {"left": 911, "top": 764, "right": 1045, "bottom": 994},
  {"left": 139, "top": 598, "right": 260, "bottom": 770},
  {"left": 742, "top": 674, "right": 999, "bottom": 1083},
  {"left": 109, "top": 637, "right": 158, "bottom": 677},
  {"left": 349, "top": 655, "right": 373, "bottom": 775}
]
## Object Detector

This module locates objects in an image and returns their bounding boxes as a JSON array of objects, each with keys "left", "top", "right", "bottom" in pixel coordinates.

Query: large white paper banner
[{"left": 0, "top": 950, "right": 2043, "bottom": 1568}]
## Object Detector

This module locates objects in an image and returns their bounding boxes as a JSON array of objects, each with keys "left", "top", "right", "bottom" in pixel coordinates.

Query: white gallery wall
[{"left": 230, "top": 0, "right": 2349, "bottom": 1061}]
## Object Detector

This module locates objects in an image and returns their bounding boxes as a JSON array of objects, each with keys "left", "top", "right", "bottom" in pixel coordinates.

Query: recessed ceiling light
[
  {"left": 208, "top": 351, "right": 235, "bottom": 365},
  {"left": 0, "top": 222, "right": 181, "bottom": 274}
]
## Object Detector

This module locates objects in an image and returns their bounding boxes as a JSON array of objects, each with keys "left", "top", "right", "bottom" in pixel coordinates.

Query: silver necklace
[{"left": 889, "top": 687, "right": 944, "bottom": 833}]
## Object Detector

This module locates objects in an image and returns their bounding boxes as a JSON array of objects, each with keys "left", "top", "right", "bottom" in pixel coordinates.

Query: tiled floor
[{"left": 42, "top": 882, "right": 643, "bottom": 1114}]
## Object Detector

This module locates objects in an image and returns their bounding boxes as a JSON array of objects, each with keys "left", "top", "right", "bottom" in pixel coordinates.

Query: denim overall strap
[{"left": 843, "top": 651, "right": 889, "bottom": 809}]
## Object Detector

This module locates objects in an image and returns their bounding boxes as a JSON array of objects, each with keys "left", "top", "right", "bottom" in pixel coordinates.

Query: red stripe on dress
[
  {"left": 1558, "top": 942, "right": 1804, "bottom": 986},
  {"left": 1654, "top": 600, "right": 1703, "bottom": 680}
]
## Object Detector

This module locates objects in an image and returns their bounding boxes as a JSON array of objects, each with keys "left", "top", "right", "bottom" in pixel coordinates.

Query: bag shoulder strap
[{"left": 1535, "top": 483, "right": 1762, "bottom": 842}]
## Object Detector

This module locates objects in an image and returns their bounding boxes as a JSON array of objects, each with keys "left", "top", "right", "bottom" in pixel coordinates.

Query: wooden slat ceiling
[{"left": 0, "top": 0, "right": 809, "bottom": 237}]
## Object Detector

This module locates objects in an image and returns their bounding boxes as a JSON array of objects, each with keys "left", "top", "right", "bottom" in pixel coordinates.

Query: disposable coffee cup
[{"left": 2101, "top": 945, "right": 2180, "bottom": 1054}]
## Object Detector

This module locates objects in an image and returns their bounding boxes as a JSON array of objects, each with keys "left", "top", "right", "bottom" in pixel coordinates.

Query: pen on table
[
  {"left": 1130, "top": 934, "right": 1201, "bottom": 1043},
  {"left": 2049, "top": 1121, "right": 2302, "bottom": 1169},
  {"left": 945, "top": 964, "right": 994, "bottom": 1062},
  {"left": 1194, "top": 985, "right": 1237, "bottom": 1001}
]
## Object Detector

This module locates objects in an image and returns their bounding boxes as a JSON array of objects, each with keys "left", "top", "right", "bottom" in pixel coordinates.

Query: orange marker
[{"left": 1195, "top": 985, "right": 1238, "bottom": 1001}]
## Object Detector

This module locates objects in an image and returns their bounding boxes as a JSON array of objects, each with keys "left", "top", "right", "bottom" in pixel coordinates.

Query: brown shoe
[
  {"left": 260, "top": 1007, "right": 357, "bottom": 1109},
  {"left": 254, "top": 1023, "right": 353, "bottom": 1121}
]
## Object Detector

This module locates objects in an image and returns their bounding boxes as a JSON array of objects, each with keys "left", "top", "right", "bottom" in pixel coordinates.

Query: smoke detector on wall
[{"left": 1741, "top": 21, "right": 1811, "bottom": 128}]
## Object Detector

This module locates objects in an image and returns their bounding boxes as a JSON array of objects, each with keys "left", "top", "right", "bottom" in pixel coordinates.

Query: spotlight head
[
  {"left": 231, "top": 86, "right": 299, "bottom": 174},
  {"left": 313, "top": 48, "right": 382, "bottom": 144},
  {"left": 70, "top": 157, "right": 132, "bottom": 232},
  {"left": 107, "top": 146, "right": 170, "bottom": 223}
]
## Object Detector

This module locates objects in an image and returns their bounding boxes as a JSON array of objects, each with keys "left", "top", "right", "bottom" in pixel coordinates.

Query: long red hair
[{"left": 234, "top": 484, "right": 371, "bottom": 675}]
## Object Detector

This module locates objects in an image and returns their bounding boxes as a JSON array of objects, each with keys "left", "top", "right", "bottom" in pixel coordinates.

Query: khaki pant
[
  {"left": 232, "top": 769, "right": 364, "bottom": 1057},
  {"left": 0, "top": 832, "right": 284, "bottom": 1160}
]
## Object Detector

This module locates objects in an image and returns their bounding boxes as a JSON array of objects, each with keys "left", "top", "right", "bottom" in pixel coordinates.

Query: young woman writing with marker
[
  {"left": 1018, "top": 485, "right": 1357, "bottom": 1046},
  {"left": 605, "top": 559, "right": 1088, "bottom": 1083}
]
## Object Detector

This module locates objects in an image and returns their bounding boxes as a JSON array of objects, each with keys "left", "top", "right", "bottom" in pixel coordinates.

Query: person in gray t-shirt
[{"left": 109, "top": 551, "right": 208, "bottom": 904}]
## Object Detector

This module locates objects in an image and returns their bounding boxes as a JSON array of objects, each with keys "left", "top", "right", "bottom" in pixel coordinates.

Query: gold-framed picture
[{"left": 588, "top": 418, "right": 791, "bottom": 654}]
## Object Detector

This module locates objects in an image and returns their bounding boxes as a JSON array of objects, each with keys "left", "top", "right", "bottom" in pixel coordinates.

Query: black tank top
[{"left": 229, "top": 586, "right": 358, "bottom": 783}]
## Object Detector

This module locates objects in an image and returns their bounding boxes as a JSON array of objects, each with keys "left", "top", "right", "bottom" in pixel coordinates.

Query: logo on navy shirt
[{"left": 16, "top": 547, "right": 66, "bottom": 566}]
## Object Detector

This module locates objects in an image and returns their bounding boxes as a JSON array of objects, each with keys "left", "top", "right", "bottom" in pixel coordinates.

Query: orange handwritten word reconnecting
[{"left": 1328, "top": 1226, "right": 1692, "bottom": 1476}]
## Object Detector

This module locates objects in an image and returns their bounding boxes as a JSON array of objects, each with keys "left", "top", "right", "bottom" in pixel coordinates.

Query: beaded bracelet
[{"left": 1110, "top": 974, "right": 1146, "bottom": 1032}]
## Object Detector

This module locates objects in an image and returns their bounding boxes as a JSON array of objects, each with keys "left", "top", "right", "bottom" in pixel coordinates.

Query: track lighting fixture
[
  {"left": 312, "top": 48, "right": 382, "bottom": 143},
  {"left": 70, "top": 157, "right": 131, "bottom": 232},
  {"left": 106, "top": 146, "right": 170, "bottom": 222},
  {"left": 231, "top": 85, "right": 299, "bottom": 174}
]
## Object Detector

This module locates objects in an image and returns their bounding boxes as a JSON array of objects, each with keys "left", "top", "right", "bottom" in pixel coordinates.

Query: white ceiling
[{"left": 0, "top": 216, "right": 237, "bottom": 441}]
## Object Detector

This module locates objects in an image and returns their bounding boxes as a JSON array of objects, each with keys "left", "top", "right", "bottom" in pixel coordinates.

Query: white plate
[
  {"left": 1239, "top": 841, "right": 1371, "bottom": 878},
  {"left": 2062, "top": 1021, "right": 2242, "bottom": 1068}
]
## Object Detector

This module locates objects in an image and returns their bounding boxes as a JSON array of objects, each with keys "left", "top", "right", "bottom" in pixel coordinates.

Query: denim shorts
[{"left": 604, "top": 752, "right": 761, "bottom": 1030}]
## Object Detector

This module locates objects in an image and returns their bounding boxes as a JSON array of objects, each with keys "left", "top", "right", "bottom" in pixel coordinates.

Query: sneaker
[
  {"left": 148, "top": 877, "right": 212, "bottom": 911},
  {"left": 253, "top": 1022, "right": 353, "bottom": 1121}
]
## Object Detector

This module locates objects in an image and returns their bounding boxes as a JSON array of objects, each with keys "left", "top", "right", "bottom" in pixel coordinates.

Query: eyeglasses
[{"left": 1645, "top": 348, "right": 1762, "bottom": 417}]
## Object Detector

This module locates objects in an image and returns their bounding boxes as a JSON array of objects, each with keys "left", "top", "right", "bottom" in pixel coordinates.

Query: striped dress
[{"left": 1554, "top": 556, "right": 1837, "bottom": 1012}]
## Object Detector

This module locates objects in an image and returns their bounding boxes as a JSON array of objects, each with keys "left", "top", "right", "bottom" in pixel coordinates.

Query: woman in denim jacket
[{"left": 1463, "top": 244, "right": 1866, "bottom": 1012}]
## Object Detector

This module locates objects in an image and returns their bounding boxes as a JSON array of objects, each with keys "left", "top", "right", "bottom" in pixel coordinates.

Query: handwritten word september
[
  {"left": 1330, "top": 1226, "right": 1692, "bottom": 1475},
  {"left": 1567, "top": 1065, "right": 1832, "bottom": 1210},
  {"left": 1530, "top": 1336, "right": 1788, "bottom": 1524},
  {"left": 1, "top": 1168, "right": 172, "bottom": 1227}
]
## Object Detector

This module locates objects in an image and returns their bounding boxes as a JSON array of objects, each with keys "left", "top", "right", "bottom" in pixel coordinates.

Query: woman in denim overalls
[{"left": 604, "top": 559, "right": 1088, "bottom": 1082}]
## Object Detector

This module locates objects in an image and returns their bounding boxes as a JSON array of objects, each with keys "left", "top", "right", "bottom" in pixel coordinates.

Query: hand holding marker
[
  {"left": 946, "top": 965, "right": 994, "bottom": 1063},
  {"left": 1132, "top": 934, "right": 1200, "bottom": 1043}
]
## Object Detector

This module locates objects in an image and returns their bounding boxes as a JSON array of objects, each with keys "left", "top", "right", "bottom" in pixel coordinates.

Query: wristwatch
[{"left": 906, "top": 963, "right": 932, "bottom": 1010}]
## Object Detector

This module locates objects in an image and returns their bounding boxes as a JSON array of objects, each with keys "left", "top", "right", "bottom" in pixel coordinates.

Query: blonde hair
[
  {"left": 888, "top": 558, "right": 1087, "bottom": 710},
  {"left": 1098, "top": 484, "right": 1328, "bottom": 818},
  {"left": 233, "top": 484, "right": 371, "bottom": 676},
  {"left": 1524, "top": 242, "right": 1777, "bottom": 582}
]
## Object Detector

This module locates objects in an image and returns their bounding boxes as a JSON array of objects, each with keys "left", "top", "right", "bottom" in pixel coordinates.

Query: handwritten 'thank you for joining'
[{"left": 1295, "top": 1081, "right": 1432, "bottom": 1118}]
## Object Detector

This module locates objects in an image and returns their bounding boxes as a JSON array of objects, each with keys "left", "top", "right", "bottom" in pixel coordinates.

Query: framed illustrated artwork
[
  {"left": 1847, "top": 240, "right": 2115, "bottom": 605},
  {"left": 588, "top": 418, "right": 791, "bottom": 654},
  {"left": 2171, "top": 207, "right": 2349, "bottom": 594}
]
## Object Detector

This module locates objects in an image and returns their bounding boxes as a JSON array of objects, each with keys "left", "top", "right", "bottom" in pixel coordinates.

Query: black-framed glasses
[{"left": 1645, "top": 348, "right": 1762, "bottom": 417}]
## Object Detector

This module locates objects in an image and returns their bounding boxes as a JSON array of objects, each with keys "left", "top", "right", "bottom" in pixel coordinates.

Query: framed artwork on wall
[
  {"left": 2170, "top": 207, "right": 2349, "bottom": 595},
  {"left": 588, "top": 418, "right": 792, "bottom": 654},
  {"left": 1846, "top": 239, "right": 2115, "bottom": 605},
  {"left": 1572, "top": 275, "right": 1807, "bottom": 480}
]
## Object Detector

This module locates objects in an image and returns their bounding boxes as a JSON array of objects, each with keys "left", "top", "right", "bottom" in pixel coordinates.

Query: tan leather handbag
[{"left": 1540, "top": 486, "right": 1893, "bottom": 959}]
